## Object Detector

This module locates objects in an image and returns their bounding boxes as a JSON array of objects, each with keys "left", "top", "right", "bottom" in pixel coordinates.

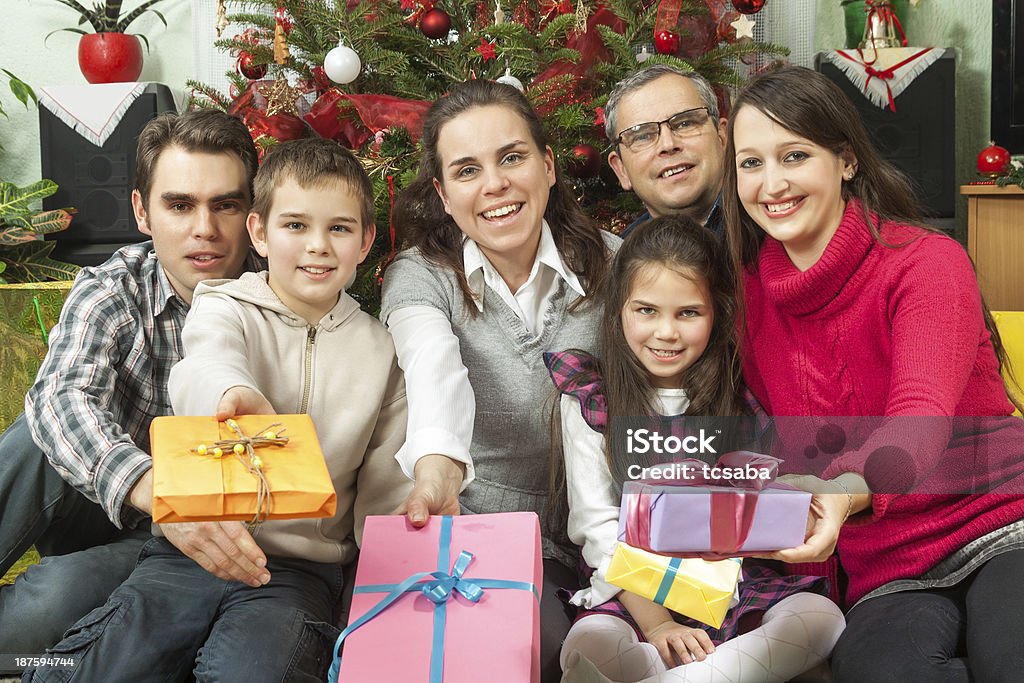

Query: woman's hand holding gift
[
  {"left": 759, "top": 473, "right": 873, "bottom": 564},
  {"left": 394, "top": 454, "right": 466, "bottom": 526}
]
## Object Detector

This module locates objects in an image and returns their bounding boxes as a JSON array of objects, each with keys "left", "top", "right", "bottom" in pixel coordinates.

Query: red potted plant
[{"left": 47, "top": 0, "right": 174, "bottom": 84}]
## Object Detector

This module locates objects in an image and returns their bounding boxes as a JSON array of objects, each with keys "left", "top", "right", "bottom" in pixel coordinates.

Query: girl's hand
[{"left": 644, "top": 621, "right": 715, "bottom": 668}]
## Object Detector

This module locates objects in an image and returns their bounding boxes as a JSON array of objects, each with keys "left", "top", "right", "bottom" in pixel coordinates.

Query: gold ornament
[
  {"left": 573, "top": 0, "right": 590, "bottom": 34},
  {"left": 494, "top": 1, "right": 505, "bottom": 25},
  {"left": 215, "top": 0, "right": 229, "bottom": 38},
  {"left": 259, "top": 79, "right": 302, "bottom": 117},
  {"left": 274, "top": 22, "right": 290, "bottom": 64}
]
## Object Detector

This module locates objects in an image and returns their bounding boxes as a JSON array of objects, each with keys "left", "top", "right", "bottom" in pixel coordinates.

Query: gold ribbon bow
[{"left": 191, "top": 420, "right": 289, "bottom": 531}]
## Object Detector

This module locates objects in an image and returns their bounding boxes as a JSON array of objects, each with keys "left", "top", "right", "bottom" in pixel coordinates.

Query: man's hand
[
  {"left": 216, "top": 386, "right": 275, "bottom": 421},
  {"left": 394, "top": 454, "right": 466, "bottom": 527},
  {"left": 161, "top": 520, "right": 270, "bottom": 587}
]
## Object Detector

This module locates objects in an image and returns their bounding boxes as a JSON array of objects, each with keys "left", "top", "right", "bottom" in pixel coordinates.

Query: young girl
[
  {"left": 547, "top": 217, "right": 845, "bottom": 683},
  {"left": 724, "top": 65, "right": 1024, "bottom": 682}
]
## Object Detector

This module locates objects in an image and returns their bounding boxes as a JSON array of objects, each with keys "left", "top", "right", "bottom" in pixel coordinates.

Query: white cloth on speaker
[
  {"left": 822, "top": 47, "right": 943, "bottom": 111},
  {"left": 38, "top": 82, "right": 158, "bottom": 147}
]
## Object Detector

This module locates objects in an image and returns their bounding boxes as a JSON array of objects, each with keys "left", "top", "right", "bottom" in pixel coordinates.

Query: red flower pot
[{"left": 78, "top": 33, "right": 144, "bottom": 84}]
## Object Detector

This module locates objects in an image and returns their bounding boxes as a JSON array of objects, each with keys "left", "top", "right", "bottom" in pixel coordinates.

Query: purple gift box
[{"left": 618, "top": 463, "right": 812, "bottom": 555}]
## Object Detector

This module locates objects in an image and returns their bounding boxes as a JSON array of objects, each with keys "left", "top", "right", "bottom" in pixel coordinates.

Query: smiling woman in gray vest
[{"left": 381, "top": 79, "right": 619, "bottom": 682}]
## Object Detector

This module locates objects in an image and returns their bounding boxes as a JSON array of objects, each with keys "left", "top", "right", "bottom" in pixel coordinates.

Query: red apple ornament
[
  {"left": 977, "top": 141, "right": 1010, "bottom": 178},
  {"left": 655, "top": 30, "right": 680, "bottom": 55}
]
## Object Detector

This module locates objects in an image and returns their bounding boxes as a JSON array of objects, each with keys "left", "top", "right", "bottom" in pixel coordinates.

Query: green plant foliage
[
  {"left": 0, "top": 181, "right": 78, "bottom": 284},
  {"left": 44, "top": 0, "right": 176, "bottom": 49}
]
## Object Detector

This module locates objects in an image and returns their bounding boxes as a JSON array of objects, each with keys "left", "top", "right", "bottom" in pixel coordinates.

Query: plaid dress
[{"left": 544, "top": 349, "right": 832, "bottom": 644}]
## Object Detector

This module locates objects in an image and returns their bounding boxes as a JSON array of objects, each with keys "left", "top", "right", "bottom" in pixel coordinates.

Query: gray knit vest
[{"left": 382, "top": 246, "right": 610, "bottom": 566}]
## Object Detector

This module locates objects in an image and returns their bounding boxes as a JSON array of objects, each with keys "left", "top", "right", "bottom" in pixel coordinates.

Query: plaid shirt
[{"left": 25, "top": 242, "right": 260, "bottom": 528}]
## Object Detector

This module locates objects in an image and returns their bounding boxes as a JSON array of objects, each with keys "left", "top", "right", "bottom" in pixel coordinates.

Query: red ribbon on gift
[{"left": 623, "top": 451, "right": 781, "bottom": 554}]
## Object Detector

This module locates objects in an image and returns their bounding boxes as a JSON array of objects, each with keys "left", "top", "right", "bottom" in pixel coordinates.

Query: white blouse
[{"left": 560, "top": 388, "right": 690, "bottom": 608}]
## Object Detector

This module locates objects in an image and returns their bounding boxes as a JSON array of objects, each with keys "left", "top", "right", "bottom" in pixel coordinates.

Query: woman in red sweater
[{"left": 722, "top": 65, "right": 1024, "bottom": 682}]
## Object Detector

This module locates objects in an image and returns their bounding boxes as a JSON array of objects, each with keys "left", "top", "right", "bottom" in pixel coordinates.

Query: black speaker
[
  {"left": 816, "top": 50, "right": 956, "bottom": 219},
  {"left": 39, "top": 83, "right": 176, "bottom": 265}
]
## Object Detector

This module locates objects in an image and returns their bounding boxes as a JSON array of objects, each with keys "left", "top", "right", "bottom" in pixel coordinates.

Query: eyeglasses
[{"left": 614, "top": 107, "right": 712, "bottom": 153}]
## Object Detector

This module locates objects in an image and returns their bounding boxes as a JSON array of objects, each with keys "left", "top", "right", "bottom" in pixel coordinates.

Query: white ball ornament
[
  {"left": 495, "top": 68, "right": 524, "bottom": 92},
  {"left": 324, "top": 43, "right": 361, "bottom": 84}
]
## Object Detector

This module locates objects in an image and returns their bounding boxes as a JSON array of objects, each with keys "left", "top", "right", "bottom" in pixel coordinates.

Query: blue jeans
[
  {"left": 24, "top": 538, "right": 343, "bottom": 683},
  {"left": 0, "top": 414, "right": 150, "bottom": 654}
]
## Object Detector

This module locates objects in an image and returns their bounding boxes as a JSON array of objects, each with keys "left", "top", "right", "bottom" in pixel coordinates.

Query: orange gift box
[{"left": 150, "top": 414, "right": 337, "bottom": 524}]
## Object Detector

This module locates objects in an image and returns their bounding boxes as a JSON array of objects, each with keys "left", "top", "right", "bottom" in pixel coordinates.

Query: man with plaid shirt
[{"left": 0, "top": 108, "right": 263, "bottom": 654}]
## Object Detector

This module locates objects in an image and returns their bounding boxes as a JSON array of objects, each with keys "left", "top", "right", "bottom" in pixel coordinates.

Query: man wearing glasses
[{"left": 605, "top": 64, "right": 727, "bottom": 238}]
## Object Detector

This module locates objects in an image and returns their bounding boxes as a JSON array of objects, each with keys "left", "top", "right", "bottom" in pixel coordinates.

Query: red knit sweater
[{"left": 742, "top": 200, "right": 1024, "bottom": 605}]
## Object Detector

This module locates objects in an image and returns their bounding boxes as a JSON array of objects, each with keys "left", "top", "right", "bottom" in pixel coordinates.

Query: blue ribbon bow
[{"left": 327, "top": 516, "right": 539, "bottom": 683}]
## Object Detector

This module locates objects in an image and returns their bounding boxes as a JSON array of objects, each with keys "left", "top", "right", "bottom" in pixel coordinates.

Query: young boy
[{"left": 25, "top": 138, "right": 412, "bottom": 683}]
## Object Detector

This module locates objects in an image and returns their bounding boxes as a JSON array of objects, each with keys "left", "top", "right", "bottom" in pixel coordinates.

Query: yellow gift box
[
  {"left": 606, "top": 542, "right": 741, "bottom": 628},
  {"left": 150, "top": 414, "right": 337, "bottom": 524}
]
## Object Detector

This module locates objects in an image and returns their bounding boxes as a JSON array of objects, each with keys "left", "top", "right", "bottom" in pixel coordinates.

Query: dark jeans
[
  {"left": 832, "top": 549, "right": 1024, "bottom": 683},
  {"left": 24, "top": 538, "right": 344, "bottom": 683},
  {"left": 0, "top": 414, "right": 149, "bottom": 654}
]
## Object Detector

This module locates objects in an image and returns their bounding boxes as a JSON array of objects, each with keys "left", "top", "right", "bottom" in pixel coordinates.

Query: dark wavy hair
[
  {"left": 722, "top": 65, "right": 1021, "bottom": 412},
  {"left": 135, "top": 108, "right": 258, "bottom": 208},
  {"left": 392, "top": 79, "right": 611, "bottom": 311}
]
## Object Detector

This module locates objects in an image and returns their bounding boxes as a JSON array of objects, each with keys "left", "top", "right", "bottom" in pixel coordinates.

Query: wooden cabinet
[{"left": 962, "top": 184, "right": 1024, "bottom": 311}]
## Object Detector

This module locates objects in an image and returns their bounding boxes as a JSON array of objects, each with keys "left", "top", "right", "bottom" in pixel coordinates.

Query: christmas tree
[{"left": 191, "top": 0, "right": 785, "bottom": 311}]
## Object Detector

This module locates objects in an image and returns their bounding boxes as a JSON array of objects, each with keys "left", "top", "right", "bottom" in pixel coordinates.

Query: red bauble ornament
[
  {"left": 237, "top": 52, "right": 267, "bottom": 80},
  {"left": 732, "top": 0, "right": 766, "bottom": 14},
  {"left": 977, "top": 141, "right": 1011, "bottom": 177},
  {"left": 654, "top": 30, "right": 680, "bottom": 55},
  {"left": 420, "top": 8, "right": 452, "bottom": 39},
  {"left": 566, "top": 143, "right": 601, "bottom": 178},
  {"left": 78, "top": 33, "right": 143, "bottom": 84}
]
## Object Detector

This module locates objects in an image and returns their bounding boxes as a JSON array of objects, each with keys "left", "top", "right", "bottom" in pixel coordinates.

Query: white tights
[{"left": 560, "top": 593, "right": 845, "bottom": 683}]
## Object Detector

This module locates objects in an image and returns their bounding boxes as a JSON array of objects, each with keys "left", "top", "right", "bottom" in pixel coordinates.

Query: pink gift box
[{"left": 334, "top": 513, "right": 542, "bottom": 683}]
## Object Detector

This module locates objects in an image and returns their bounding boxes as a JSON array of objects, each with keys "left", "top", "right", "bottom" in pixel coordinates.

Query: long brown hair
[
  {"left": 723, "top": 66, "right": 1021, "bottom": 411},
  {"left": 600, "top": 216, "right": 749, "bottom": 482},
  {"left": 546, "top": 216, "right": 749, "bottom": 531},
  {"left": 392, "top": 79, "right": 611, "bottom": 311}
]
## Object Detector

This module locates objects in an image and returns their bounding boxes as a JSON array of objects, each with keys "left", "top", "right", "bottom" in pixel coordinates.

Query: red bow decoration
[
  {"left": 860, "top": 48, "right": 932, "bottom": 112},
  {"left": 303, "top": 90, "right": 432, "bottom": 149}
]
